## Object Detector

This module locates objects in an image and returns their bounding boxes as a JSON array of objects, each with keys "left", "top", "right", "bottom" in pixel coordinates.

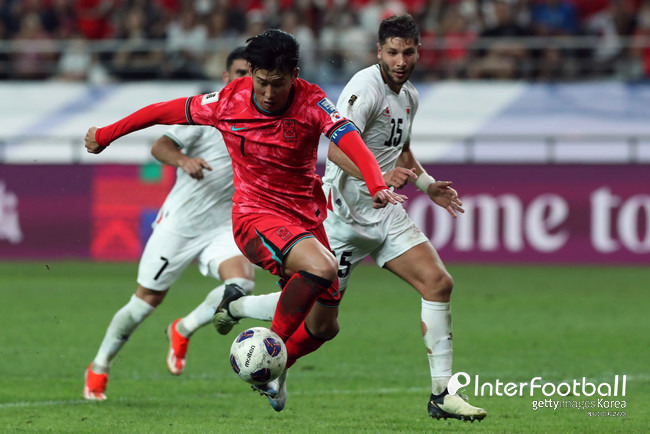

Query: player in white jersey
[
  {"left": 83, "top": 47, "right": 256, "bottom": 401},
  {"left": 212, "top": 15, "right": 486, "bottom": 422},
  {"left": 323, "top": 15, "right": 485, "bottom": 422}
]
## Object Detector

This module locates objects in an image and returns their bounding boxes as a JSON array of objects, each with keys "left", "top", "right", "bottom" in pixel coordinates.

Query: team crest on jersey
[
  {"left": 201, "top": 92, "right": 219, "bottom": 105},
  {"left": 348, "top": 95, "right": 358, "bottom": 106},
  {"left": 317, "top": 98, "right": 343, "bottom": 122},
  {"left": 283, "top": 120, "right": 296, "bottom": 139},
  {"left": 276, "top": 226, "right": 291, "bottom": 240}
]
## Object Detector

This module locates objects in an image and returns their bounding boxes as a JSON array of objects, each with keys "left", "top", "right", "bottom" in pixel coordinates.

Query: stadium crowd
[{"left": 1, "top": 0, "right": 649, "bottom": 82}]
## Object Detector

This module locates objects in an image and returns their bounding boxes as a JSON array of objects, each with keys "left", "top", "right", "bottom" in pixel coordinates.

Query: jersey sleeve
[
  {"left": 335, "top": 78, "right": 381, "bottom": 134},
  {"left": 164, "top": 125, "right": 205, "bottom": 149},
  {"left": 95, "top": 97, "right": 189, "bottom": 147},
  {"left": 184, "top": 92, "right": 222, "bottom": 127}
]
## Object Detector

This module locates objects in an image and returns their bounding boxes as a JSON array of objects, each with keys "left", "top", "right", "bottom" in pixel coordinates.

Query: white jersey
[
  {"left": 322, "top": 64, "right": 419, "bottom": 224},
  {"left": 153, "top": 125, "right": 234, "bottom": 237}
]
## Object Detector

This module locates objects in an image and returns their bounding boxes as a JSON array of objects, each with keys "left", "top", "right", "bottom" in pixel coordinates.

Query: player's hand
[
  {"left": 85, "top": 127, "right": 105, "bottom": 154},
  {"left": 426, "top": 181, "right": 464, "bottom": 218},
  {"left": 372, "top": 188, "right": 407, "bottom": 209},
  {"left": 180, "top": 157, "right": 213, "bottom": 180},
  {"left": 384, "top": 167, "right": 417, "bottom": 189}
]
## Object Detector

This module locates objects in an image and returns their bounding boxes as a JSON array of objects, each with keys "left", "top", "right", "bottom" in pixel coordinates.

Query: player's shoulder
[
  {"left": 345, "top": 65, "right": 385, "bottom": 99},
  {"left": 294, "top": 77, "right": 327, "bottom": 102}
]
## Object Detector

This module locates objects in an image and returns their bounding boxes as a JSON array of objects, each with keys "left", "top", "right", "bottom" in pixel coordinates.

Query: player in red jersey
[{"left": 84, "top": 29, "right": 405, "bottom": 411}]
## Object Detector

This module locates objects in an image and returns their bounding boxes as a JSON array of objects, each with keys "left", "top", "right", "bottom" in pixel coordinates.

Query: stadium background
[{"left": 1, "top": 0, "right": 649, "bottom": 265}]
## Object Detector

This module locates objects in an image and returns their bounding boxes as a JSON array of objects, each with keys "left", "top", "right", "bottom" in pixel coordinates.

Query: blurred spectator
[
  {"left": 164, "top": 5, "right": 208, "bottom": 79},
  {"left": 530, "top": 0, "right": 578, "bottom": 36},
  {"left": 202, "top": 8, "right": 239, "bottom": 80},
  {"left": 10, "top": 12, "right": 57, "bottom": 79},
  {"left": 0, "top": 0, "right": 648, "bottom": 82},
  {"left": 280, "top": 8, "right": 318, "bottom": 81},
  {"left": 110, "top": 6, "right": 165, "bottom": 80},
  {"left": 417, "top": 0, "right": 446, "bottom": 78},
  {"left": 75, "top": 0, "right": 116, "bottom": 40},
  {"left": 358, "top": 0, "right": 406, "bottom": 34},
  {"left": 629, "top": 0, "right": 650, "bottom": 78},
  {"left": 41, "top": 0, "right": 78, "bottom": 39},
  {"left": 320, "top": 7, "right": 374, "bottom": 82},
  {"left": 55, "top": 36, "right": 112, "bottom": 84},
  {"left": 467, "top": 0, "right": 531, "bottom": 79},
  {"left": 438, "top": 2, "right": 479, "bottom": 79}
]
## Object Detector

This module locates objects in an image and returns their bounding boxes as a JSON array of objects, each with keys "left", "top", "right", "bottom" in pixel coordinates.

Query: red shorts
[{"left": 233, "top": 212, "right": 341, "bottom": 306}]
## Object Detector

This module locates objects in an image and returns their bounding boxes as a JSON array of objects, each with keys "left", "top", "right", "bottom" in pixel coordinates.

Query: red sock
[
  {"left": 285, "top": 322, "right": 327, "bottom": 368},
  {"left": 271, "top": 271, "right": 333, "bottom": 341}
]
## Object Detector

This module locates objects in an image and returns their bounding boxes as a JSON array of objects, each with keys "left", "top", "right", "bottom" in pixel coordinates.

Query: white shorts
[
  {"left": 323, "top": 206, "right": 428, "bottom": 290},
  {"left": 137, "top": 224, "right": 242, "bottom": 291}
]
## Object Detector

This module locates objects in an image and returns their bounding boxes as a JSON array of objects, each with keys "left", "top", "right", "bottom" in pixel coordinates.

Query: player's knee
[
  {"left": 421, "top": 271, "right": 454, "bottom": 301},
  {"left": 302, "top": 254, "right": 338, "bottom": 282},
  {"left": 435, "top": 272, "right": 454, "bottom": 299}
]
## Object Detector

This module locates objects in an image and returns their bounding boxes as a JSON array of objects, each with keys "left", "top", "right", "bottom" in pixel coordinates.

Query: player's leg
[
  {"left": 379, "top": 213, "right": 485, "bottom": 421},
  {"left": 175, "top": 256, "right": 255, "bottom": 338},
  {"left": 84, "top": 229, "right": 198, "bottom": 399},
  {"left": 167, "top": 228, "right": 256, "bottom": 374},
  {"left": 383, "top": 241, "right": 453, "bottom": 392},
  {"left": 84, "top": 284, "right": 163, "bottom": 400},
  {"left": 272, "top": 235, "right": 338, "bottom": 341}
]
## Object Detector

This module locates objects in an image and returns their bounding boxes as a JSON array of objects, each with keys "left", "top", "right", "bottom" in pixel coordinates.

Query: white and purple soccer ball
[{"left": 229, "top": 327, "right": 287, "bottom": 385}]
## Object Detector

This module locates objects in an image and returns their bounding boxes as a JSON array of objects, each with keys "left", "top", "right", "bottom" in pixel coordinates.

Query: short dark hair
[
  {"left": 226, "top": 46, "right": 247, "bottom": 70},
  {"left": 245, "top": 29, "right": 300, "bottom": 74},
  {"left": 378, "top": 14, "right": 420, "bottom": 46}
]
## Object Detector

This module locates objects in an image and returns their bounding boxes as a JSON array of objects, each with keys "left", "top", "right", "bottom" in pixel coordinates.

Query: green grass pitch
[{"left": 0, "top": 261, "right": 647, "bottom": 432}]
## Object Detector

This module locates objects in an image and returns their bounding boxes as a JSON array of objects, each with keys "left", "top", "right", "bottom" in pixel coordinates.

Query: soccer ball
[{"left": 229, "top": 327, "right": 287, "bottom": 385}]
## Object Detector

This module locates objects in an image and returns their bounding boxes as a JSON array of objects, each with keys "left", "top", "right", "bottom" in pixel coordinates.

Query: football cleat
[
  {"left": 428, "top": 390, "right": 486, "bottom": 422},
  {"left": 83, "top": 364, "right": 108, "bottom": 401},
  {"left": 212, "top": 283, "right": 247, "bottom": 335},
  {"left": 253, "top": 369, "right": 288, "bottom": 412},
  {"left": 166, "top": 318, "right": 189, "bottom": 375}
]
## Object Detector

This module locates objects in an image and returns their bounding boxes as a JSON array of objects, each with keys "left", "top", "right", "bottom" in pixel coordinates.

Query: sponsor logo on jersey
[
  {"left": 348, "top": 95, "right": 358, "bottom": 106},
  {"left": 201, "top": 92, "right": 219, "bottom": 105},
  {"left": 283, "top": 120, "right": 296, "bottom": 139},
  {"left": 382, "top": 106, "right": 391, "bottom": 117},
  {"left": 231, "top": 125, "right": 248, "bottom": 131}
]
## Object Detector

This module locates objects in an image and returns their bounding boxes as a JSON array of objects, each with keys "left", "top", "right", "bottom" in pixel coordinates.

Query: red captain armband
[
  {"left": 333, "top": 127, "right": 388, "bottom": 197},
  {"left": 94, "top": 97, "right": 190, "bottom": 147}
]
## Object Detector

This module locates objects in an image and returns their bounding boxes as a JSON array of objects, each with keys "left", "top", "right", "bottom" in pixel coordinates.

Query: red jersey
[
  {"left": 186, "top": 76, "right": 355, "bottom": 228},
  {"left": 95, "top": 77, "right": 388, "bottom": 230}
]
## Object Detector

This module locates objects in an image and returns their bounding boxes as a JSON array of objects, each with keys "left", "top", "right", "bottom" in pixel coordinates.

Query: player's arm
[
  {"left": 329, "top": 123, "right": 406, "bottom": 208},
  {"left": 327, "top": 141, "right": 416, "bottom": 188},
  {"left": 151, "top": 135, "right": 212, "bottom": 180},
  {"left": 84, "top": 97, "right": 190, "bottom": 154},
  {"left": 397, "top": 141, "right": 464, "bottom": 218}
]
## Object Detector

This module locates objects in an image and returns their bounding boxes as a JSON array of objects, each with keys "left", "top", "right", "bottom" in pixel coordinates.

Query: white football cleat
[{"left": 428, "top": 390, "right": 486, "bottom": 422}]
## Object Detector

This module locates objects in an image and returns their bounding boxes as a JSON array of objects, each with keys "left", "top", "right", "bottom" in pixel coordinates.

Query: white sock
[
  {"left": 229, "top": 291, "right": 280, "bottom": 321},
  {"left": 421, "top": 299, "right": 453, "bottom": 395},
  {"left": 177, "top": 278, "right": 255, "bottom": 337},
  {"left": 92, "top": 294, "right": 154, "bottom": 373},
  {"left": 177, "top": 284, "right": 226, "bottom": 337}
]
